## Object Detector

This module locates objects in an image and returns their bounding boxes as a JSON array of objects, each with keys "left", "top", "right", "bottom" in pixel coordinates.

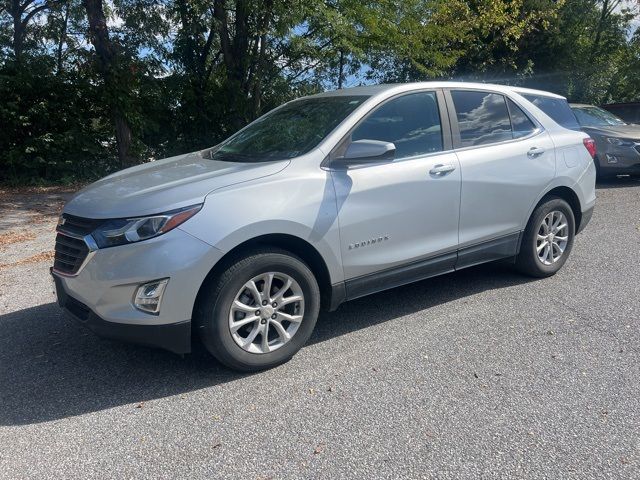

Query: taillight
[{"left": 583, "top": 138, "right": 597, "bottom": 159}]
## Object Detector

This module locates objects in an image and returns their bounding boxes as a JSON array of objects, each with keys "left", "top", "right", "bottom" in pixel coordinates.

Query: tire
[
  {"left": 195, "top": 247, "right": 320, "bottom": 372},
  {"left": 516, "top": 197, "right": 575, "bottom": 278}
]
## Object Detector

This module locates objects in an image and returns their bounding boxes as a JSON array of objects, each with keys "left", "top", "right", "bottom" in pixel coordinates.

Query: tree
[
  {"left": 3, "top": 0, "right": 50, "bottom": 62},
  {"left": 521, "top": 0, "right": 639, "bottom": 102},
  {"left": 1, "top": 0, "right": 638, "bottom": 184},
  {"left": 83, "top": 0, "right": 136, "bottom": 167}
]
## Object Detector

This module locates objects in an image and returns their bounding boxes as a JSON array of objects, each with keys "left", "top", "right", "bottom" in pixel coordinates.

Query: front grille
[
  {"left": 54, "top": 233, "right": 90, "bottom": 274},
  {"left": 59, "top": 214, "right": 102, "bottom": 237},
  {"left": 53, "top": 214, "right": 103, "bottom": 275}
]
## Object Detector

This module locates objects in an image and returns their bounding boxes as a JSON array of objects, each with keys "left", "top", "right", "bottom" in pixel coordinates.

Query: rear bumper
[
  {"left": 577, "top": 205, "right": 594, "bottom": 234},
  {"left": 53, "top": 271, "right": 191, "bottom": 354}
]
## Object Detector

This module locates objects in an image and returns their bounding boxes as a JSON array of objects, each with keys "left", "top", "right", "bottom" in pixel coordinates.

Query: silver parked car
[
  {"left": 571, "top": 103, "right": 640, "bottom": 177},
  {"left": 52, "top": 82, "right": 597, "bottom": 371}
]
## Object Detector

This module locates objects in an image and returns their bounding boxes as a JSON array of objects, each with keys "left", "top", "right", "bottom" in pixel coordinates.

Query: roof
[
  {"left": 509, "top": 86, "right": 566, "bottom": 99},
  {"left": 310, "top": 82, "right": 565, "bottom": 99},
  {"left": 603, "top": 102, "right": 640, "bottom": 107},
  {"left": 569, "top": 103, "right": 596, "bottom": 108}
]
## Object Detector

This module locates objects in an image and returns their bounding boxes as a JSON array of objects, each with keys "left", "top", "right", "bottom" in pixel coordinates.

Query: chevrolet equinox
[{"left": 52, "top": 82, "right": 597, "bottom": 371}]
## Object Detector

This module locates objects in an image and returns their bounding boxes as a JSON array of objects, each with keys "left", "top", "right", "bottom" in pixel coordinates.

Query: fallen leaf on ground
[
  {"left": 0, "top": 251, "right": 54, "bottom": 269},
  {"left": 0, "top": 230, "right": 35, "bottom": 247}
]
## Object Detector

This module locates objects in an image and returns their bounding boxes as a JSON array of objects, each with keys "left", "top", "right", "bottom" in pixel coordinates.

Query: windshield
[
  {"left": 572, "top": 106, "right": 627, "bottom": 127},
  {"left": 212, "top": 95, "right": 369, "bottom": 162}
]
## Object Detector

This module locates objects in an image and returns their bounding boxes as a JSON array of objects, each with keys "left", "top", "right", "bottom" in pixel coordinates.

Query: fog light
[
  {"left": 606, "top": 154, "right": 618, "bottom": 164},
  {"left": 134, "top": 279, "right": 168, "bottom": 314}
]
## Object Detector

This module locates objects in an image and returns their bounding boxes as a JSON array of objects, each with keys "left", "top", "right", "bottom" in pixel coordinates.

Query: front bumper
[
  {"left": 52, "top": 226, "right": 224, "bottom": 353},
  {"left": 597, "top": 144, "right": 640, "bottom": 174},
  {"left": 54, "top": 272, "right": 191, "bottom": 353}
]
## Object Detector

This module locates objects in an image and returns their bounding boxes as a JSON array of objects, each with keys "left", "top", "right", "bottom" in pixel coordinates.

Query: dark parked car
[
  {"left": 602, "top": 102, "right": 640, "bottom": 124},
  {"left": 570, "top": 103, "right": 640, "bottom": 178}
]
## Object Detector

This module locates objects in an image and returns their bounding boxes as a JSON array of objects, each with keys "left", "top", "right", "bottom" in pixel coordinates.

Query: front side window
[
  {"left": 350, "top": 92, "right": 443, "bottom": 159},
  {"left": 451, "top": 91, "right": 513, "bottom": 146},
  {"left": 213, "top": 95, "right": 369, "bottom": 162},
  {"left": 522, "top": 94, "right": 581, "bottom": 130},
  {"left": 572, "top": 106, "right": 627, "bottom": 127}
]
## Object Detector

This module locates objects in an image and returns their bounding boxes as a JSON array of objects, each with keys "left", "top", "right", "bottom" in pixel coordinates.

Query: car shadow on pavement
[{"left": 0, "top": 263, "right": 534, "bottom": 426}]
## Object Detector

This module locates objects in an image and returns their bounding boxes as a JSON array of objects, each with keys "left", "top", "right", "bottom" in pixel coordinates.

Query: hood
[
  {"left": 582, "top": 124, "right": 640, "bottom": 140},
  {"left": 64, "top": 151, "right": 290, "bottom": 219}
]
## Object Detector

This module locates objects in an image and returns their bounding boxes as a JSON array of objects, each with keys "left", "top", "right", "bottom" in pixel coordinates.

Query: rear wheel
[
  {"left": 196, "top": 248, "right": 320, "bottom": 371},
  {"left": 516, "top": 197, "right": 575, "bottom": 278}
]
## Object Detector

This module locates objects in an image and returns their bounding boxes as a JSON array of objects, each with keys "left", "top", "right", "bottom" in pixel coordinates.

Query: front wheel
[
  {"left": 516, "top": 197, "right": 575, "bottom": 278},
  {"left": 196, "top": 248, "right": 320, "bottom": 371}
]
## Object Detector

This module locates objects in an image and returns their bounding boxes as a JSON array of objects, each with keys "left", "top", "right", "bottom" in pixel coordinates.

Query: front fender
[{"left": 179, "top": 169, "right": 344, "bottom": 284}]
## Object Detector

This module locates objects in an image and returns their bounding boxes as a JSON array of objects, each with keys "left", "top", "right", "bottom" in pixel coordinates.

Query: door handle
[
  {"left": 429, "top": 164, "right": 456, "bottom": 176},
  {"left": 527, "top": 146, "right": 546, "bottom": 158}
]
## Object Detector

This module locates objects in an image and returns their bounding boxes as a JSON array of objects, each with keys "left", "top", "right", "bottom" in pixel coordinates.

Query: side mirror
[{"left": 334, "top": 139, "right": 396, "bottom": 168}]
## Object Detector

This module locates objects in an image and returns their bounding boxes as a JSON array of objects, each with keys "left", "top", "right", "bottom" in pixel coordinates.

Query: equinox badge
[{"left": 349, "top": 235, "right": 390, "bottom": 250}]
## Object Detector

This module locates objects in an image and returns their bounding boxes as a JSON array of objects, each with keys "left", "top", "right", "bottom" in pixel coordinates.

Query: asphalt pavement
[{"left": 0, "top": 179, "right": 639, "bottom": 479}]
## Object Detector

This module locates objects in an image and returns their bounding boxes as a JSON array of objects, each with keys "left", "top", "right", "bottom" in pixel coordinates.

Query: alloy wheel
[
  {"left": 228, "top": 272, "right": 305, "bottom": 354},
  {"left": 536, "top": 210, "right": 569, "bottom": 265}
]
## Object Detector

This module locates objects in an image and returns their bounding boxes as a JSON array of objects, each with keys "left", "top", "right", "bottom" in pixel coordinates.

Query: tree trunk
[
  {"left": 590, "top": 0, "right": 610, "bottom": 62},
  {"left": 338, "top": 49, "right": 345, "bottom": 89},
  {"left": 113, "top": 114, "right": 133, "bottom": 168},
  {"left": 83, "top": 0, "right": 136, "bottom": 168},
  {"left": 10, "top": 0, "right": 25, "bottom": 61},
  {"left": 56, "top": 2, "right": 70, "bottom": 75},
  {"left": 9, "top": 0, "right": 51, "bottom": 63},
  {"left": 249, "top": 0, "right": 273, "bottom": 118}
]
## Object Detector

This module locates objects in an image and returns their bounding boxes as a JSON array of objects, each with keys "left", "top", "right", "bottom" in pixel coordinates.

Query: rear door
[{"left": 446, "top": 89, "right": 556, "bottom": 267}]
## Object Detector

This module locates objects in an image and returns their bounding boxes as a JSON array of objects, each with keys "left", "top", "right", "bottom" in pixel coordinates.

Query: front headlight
[
  {"left": 92, "top": 204, "right": 202, "bottom": 248},
  {"left": 606, "top": 137, "right": 634, "bottom": 147}
]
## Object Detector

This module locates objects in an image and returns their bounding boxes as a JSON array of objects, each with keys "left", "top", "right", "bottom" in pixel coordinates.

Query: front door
[{"left": 329, "top": 91, "right": 461, "bottom": 297}]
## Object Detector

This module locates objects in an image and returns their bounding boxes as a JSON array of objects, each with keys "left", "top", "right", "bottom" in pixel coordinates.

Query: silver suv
[{"left": 52, "top": 82, "right": 597, "bottom": 371}]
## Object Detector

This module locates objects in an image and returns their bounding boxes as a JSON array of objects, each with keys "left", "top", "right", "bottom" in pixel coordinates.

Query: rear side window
[
  {"left": 450, "top": 91, "right": 512, "bottom": 146},
  {"left": 351, "top": 91, "right": 443, "bottom": 159},
  {"left": 507, "top": 99, "right": 537, "bottom": 138},
  {"left": 522, "top": 94, "right": 580, "bottom": 130}
]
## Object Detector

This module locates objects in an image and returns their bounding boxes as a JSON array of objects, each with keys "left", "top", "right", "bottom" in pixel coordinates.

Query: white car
[{"left": 52, "top": 82, "right": 597, "bottom": 371}]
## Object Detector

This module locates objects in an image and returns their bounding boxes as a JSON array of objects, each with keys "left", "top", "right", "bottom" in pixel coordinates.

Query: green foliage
[
  {"left": 0, "top": 0, "right": 638, "bottom": 184},
  {"left": 0, "top": 60, "right": 116, "bottom": 184}
]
